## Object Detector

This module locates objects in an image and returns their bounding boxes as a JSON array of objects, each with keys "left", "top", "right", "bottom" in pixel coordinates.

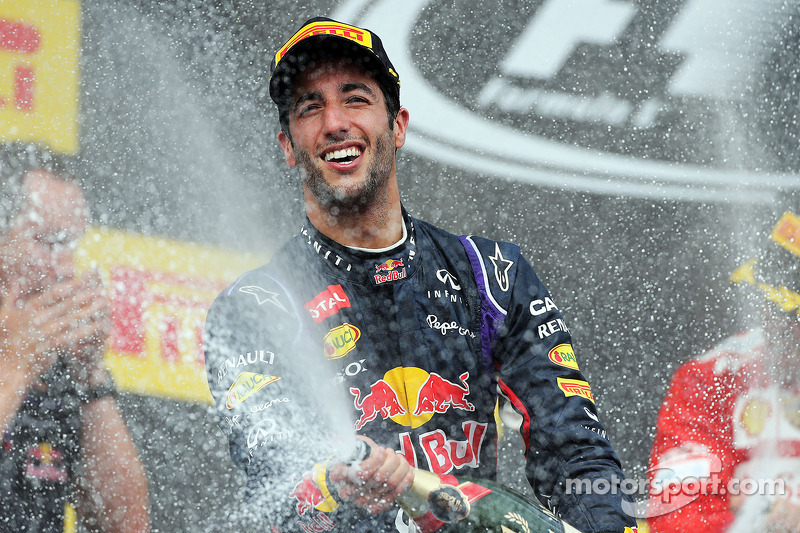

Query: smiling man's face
[{"left": 278, "top": 60, "right": 407, "bottom": 214}]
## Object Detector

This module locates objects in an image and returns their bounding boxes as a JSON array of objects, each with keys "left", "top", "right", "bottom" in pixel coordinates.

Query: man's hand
[
  {"left": 731, "top": 493, "right": 800, "bottom": 533},
  {"left": 63, "top": 271, "right": 111, "bottom": 387},
  {"left": 328, "top": 436, "right": 415, "bottom": 515},
  {"left": 764, "top": 499, "right": 800, "bottom": 533},
  {"left": 0, "top": 272, "right": 110, "bottom": 389}
]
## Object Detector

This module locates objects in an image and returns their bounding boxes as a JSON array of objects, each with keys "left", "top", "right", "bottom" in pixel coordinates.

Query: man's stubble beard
[{"left": 296, "top": 131, "right": 395, "bottom": 215}]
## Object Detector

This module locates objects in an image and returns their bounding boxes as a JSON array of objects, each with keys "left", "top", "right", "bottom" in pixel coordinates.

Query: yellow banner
[
  {"left": 74, "top": 227, "right": 266, "bottom": 404},
  {"left": 0, "top": 1, "right": 80, "bottom": 154}
]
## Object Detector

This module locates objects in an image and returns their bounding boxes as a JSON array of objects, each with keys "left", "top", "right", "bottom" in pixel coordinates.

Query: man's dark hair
[
  {"left": 0, "top": 141, "right": 74, "bottom": 233},
  {"left": 276, "top": 55, "right": 401, "bottom": 143}
]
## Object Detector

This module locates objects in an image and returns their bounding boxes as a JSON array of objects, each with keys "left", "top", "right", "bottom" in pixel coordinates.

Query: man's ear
[
  {"left": 393, "top": 108, "right": 409, "bottom": 150},
  {"left": 278, "top": 130, "right": 297, "bottom": 167}
]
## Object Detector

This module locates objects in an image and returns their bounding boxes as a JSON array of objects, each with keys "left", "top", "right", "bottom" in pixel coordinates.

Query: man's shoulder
[
  {"left": 685, "top": 328, "right": 766, "bottom": 377},
  {"left": 208, "top": 260, "right": 298, "bottom": 321},
  {"left": 413, "top": 217, "right": 521, "bottom": 258}
]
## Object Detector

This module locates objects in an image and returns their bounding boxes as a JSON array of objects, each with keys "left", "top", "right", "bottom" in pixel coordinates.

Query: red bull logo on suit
[
  {"left": 373, "top": 258, "right": 406, "bottom": 284},
  {"left": 349, "top": 367, "right": 475, "bottom": 430}
]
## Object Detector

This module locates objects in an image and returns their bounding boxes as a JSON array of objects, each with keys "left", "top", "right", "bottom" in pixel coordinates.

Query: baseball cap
[
  {"left": 269, "top": 17, "right": 401, "bottom": 110},
  {"left": 731, "top": 211, "right": 800, "bottom": 314}
]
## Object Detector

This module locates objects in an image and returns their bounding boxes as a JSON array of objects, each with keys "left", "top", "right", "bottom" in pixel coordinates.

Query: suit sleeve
[
  {"left": 203, "top": 273, "right": 360, "bottom": 530},
  {"left": 647, "top": 360, "right": 734, "bottom": 533},
  {"left": 494, "top": 254, "right": 636, "bottom": 533}
]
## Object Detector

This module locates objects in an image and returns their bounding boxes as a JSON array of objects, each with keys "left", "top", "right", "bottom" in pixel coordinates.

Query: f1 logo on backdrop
[{"left": 336, "top": 0, "right": 800, "bottom": 202}]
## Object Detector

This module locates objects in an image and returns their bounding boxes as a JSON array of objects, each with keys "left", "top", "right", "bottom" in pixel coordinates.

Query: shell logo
[
  {"left": 548, "top": 343, "right": 579, "bottom": 370},
  {"left": 323, "top": 323, "right": 361, "bottom": 360}
]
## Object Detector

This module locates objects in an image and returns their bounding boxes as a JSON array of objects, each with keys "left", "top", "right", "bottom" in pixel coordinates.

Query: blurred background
[{"left": 6, "top": 0, "right": 800, "bottom": 530}]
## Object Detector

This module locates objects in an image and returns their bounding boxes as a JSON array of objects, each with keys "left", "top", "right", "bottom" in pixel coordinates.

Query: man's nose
[
  {"left": 52, "top": 247, "right": 75, "bottom": 279},
  {"left": 322, "top": 104, "right": 350, "bottom": 135}
]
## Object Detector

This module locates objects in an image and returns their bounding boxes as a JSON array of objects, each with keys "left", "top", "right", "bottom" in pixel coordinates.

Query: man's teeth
[{"left": 324, "top": 147, "right": 362, "bottom": 162}]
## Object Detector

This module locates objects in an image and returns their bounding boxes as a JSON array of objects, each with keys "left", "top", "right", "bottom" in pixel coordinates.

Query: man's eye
[
  {"left": 298, "top": 104, "right": 321, "bottom": 116},
  {"left": 39, "top": 231, "right": 77, "bottom": 250}
]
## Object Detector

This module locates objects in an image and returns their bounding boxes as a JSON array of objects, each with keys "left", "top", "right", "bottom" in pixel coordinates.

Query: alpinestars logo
[{"left": 488, "top": 243, "right": 514, "bottom": 292}]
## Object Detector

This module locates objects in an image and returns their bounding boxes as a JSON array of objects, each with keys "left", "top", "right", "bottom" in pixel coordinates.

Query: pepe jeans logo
[{"left": 426, "top": 314, "right": 475, "bottom": 338}]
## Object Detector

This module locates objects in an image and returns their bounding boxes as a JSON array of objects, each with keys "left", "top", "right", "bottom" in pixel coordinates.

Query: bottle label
[{"left": 429, "top": 485, "right": 471, "bottom": 522}]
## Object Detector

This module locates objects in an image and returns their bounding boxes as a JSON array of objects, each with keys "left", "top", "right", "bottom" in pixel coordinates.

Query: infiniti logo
[{"left": 436, "top": 269, "right": 461, "bottom": 291}]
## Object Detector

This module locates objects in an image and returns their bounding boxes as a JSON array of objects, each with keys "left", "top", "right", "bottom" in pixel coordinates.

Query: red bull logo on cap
[
  {"left": 548, "top": 344, "right": 579, "bottom": 370},
  {"left": 323, "top": 323, "right": 361, "bottom": 360},
  {"left": 226, "top": 371, "right": 281, "bottom": 409},
  {"left": 350, "top": 368, "right": 475, "bottom": 430}
]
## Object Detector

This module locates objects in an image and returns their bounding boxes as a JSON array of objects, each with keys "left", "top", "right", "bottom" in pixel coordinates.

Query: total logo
[
  {"left": 226, "top": 371, "right": 281, "bottom": 409},
  {"left": 305, "top": 284, "right": 351, "bottom": 323},
  {"left": 350, "top": 368, "right": 474, "bottom": 430},
  {"left": 323, "top": 323, "right": 361, "bottom": 360},
  {"left": 374, "top": 258, "right": 407, "bottom": 285}
]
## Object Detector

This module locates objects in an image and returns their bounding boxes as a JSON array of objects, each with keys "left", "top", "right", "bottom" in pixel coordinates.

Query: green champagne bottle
[
  {"left": 395, "top": 467, "right": 583, "bottom": 533},
  {"left": 345, "top": 440, "right": 583, "bottom": 533}
]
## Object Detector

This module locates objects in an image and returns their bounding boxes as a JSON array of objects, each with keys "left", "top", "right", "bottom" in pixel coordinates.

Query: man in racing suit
[
  {"left": 0, "top": 142, "right": 150, "bottom": 532},
  {"left": 648, "top": 211, "right": 800, "bottom": 532},
  {"left": 203, "top": 16, "right": 636, "bottom": 533}
]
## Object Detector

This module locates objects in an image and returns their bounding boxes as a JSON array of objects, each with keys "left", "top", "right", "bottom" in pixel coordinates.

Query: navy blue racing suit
[
  {"left": 203, "top": 210, "right": 635, "bottom": 532},
  {"left": 0, "top": 358, "right": 82, "bottom": 533}
]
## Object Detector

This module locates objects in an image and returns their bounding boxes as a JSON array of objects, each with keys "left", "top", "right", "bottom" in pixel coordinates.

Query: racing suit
[
  {"left": 204, "top": 209, "right": 635, "bottom": 532},
  {"left": 0, "top": 358, "right": 82, "bottom": 533},
  {"left": 648, "top": 328, "right": 800, "bottom": 532}
]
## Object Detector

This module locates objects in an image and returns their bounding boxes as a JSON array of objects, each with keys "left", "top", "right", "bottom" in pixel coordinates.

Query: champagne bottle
[{"left": 345, "top": 441, "right": 584, "bottom": 533}]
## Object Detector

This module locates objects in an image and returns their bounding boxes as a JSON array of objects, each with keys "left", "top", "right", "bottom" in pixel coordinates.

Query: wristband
[{"left": 80, "top": 373, "right": 117, "bottom": 404}]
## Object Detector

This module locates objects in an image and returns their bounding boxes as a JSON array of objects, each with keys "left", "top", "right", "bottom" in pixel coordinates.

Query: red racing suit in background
[
  {"left": 203, "top": 209, "right": 636, "bottom": 533},
  {"left": 648, "top": 328, "right": 800, "bottom": 532}
]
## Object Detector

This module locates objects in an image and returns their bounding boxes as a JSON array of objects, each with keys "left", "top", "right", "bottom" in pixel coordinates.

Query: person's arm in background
[
  {"left": 68, "top": 272, "right": 150, "bottom": 533},
  {"left": 78, "top": 395, "right": 150, "bottom": 533}
]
